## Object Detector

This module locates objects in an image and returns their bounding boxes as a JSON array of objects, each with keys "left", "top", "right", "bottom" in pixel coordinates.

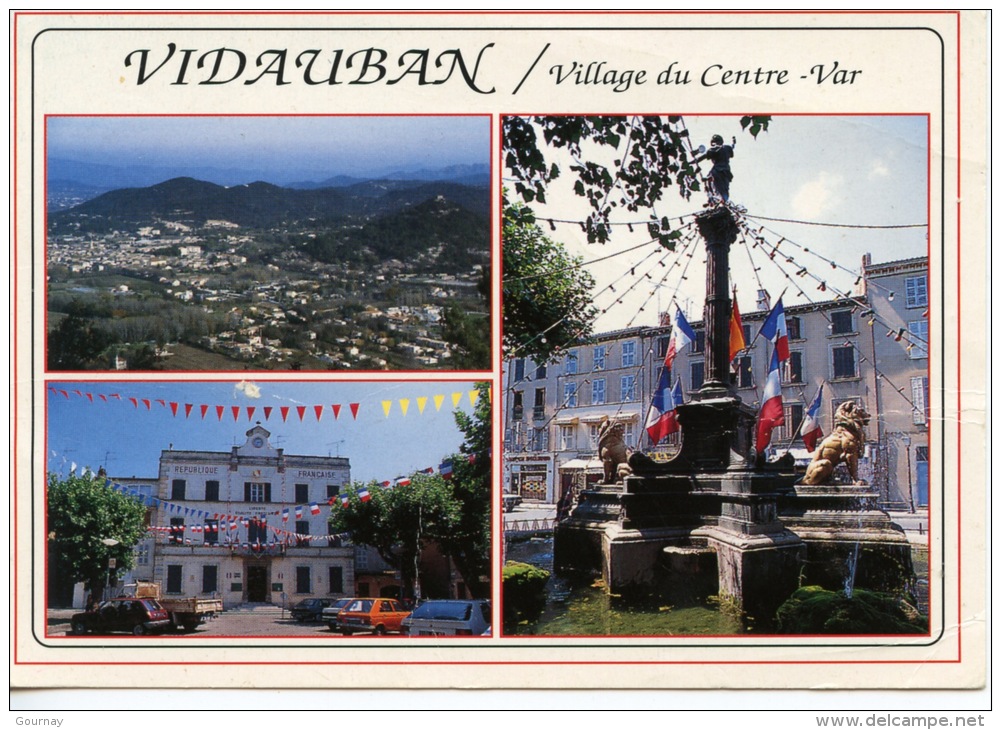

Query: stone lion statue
[
  {"left": 802, "top": 401, "right": 871, "bottom": 485},
  {"left": 597, "top": 416, "right": 633, "bottom": 484}
]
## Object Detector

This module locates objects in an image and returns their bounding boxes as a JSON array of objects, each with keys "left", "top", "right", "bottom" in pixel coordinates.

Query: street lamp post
[{"left": 101, "top": 538, "right": 119, "bottom": 602}]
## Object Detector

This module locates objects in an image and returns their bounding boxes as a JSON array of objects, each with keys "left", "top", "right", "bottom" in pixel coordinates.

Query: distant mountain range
[
  {"left": 46, "top": 157, "right": 490, "bottom": 203},
  {"left": 48, "top": 176, "right": 489, "bottom": 233}
]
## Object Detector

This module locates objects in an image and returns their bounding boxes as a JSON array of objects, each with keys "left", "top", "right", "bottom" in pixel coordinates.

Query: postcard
[{"left": 11, "top": 11, "right": 987, "bottom": 690}]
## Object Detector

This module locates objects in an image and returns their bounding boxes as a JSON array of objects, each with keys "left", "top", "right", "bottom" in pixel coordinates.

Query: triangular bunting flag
[
  {"left": 280, "top": 406, "right": 290, "bottom": 422},
  {"left": 296, "top": 405, "right": 306, "bottom": 421},
  {"left": 156, "top": 399, "right": 166, "bottom": 408},
  {"left": 382, "top": 400, "right": 392, "bottom": 418},
  {"left": 200, "top": 404, "right": 209, "bottom": 419},
  {"left": 142, "top": 399, "right": 151, "bottom": 410},
  {"left": 86, "top": 393, "right": 94, "bottom": 402},
  {"left": 399, "top": 398, "right": 410, "bottom": 416},
  {"left": 231, "top": 406, "right": 240, "bottom": 421},
  {"left": 263, "top": 406, "right": 273, "bottom": 420},
  {"left": 349, "top": 403, "right": 359, "bottom": 419},
  {"left": 170, "top": 402, "right": 179, "bottom": 416},
  {"left": 451, "top": 392, "right": 462, "bottom": 408},
  {"left": 246, "top": 406, "right": 255, "bottom": 421},
  {"left": 216, "top": 405, "right": 225, "bottom": 421},
  {"left": 416, "top": 397, "right": 427, "bottom": 414},
  {"left": 314, "top": 405, "right": 324, "bottom": 421},
  {"left": 434, "top": 394, "right": 445, "bottom": 411},
  {"left": 332, "top": 404, "right": 341, "bottom": 419},
  {"left": 129, "top": 397, "right": 138, "bottom": 408},
  {"left": 469, "top": 389, "right": 479, "bottom": 407}
]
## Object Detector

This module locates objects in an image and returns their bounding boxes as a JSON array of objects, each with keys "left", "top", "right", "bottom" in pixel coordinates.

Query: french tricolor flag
[
  {"left": 358, "top": 487, "right": 371, "bottom": 502},
  {"left": 757, "top": 296, "right": 790, "bottom": 362},
  {"left": 755, "top": 348, "right": 785, "bottom": 454},
  {"left": 439, "top": 460, "right": 453, "bottom": 480},
  {"left": 663, "top": 306, "right": 697, "bottom": 371},
  {"left": 800, "top": 383, "right": 825, "bottom": 453},
  {"left": 310, "top": 502, "right": 320, "bottom": 516},
  {"left": 341, "top": 494, "right": 350, "bottom": 507},
  {"left": 281, "top": 508, "right": 289, "bottom": 522},
  {"left": 295, "top": 506, "right": 303, "bottom": 519},
  {"left": 645, "top": 368, "right": 681, "bottom": 444},
  {"left": 394, "top": 476, "right": 412, "bottom": 487}
]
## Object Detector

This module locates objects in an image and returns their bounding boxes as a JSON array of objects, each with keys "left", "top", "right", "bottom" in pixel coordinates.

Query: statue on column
[{"left": 696, "top": 134, "right": 736, "bottom": 203}]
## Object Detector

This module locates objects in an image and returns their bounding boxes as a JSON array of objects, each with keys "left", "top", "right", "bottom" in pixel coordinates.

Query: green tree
[
  {"left": 47, "top": 472, "right": 149, "bottom": 599},
  {"left": 47, "top": 313, "right": 117, "bottom": 370},
  {"left": 503, "top": 202, "right": 598, "bottom": 364},
  {"left": 330, "top": 474, "right": 459, "bottom": 600},
  {"left": 503, "top": 115, "right": 771, "bottom": 246},
  {"left": 439, "top": 381, "right": 492, "bottom": 599},
  {"left": 441, "top": 304, "right": 490, "bottom": 370},
  {"left": 329, "top": 382, "right": 492, "bottom": 600}
]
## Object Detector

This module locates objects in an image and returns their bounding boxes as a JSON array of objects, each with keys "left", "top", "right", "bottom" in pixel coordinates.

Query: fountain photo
[{"left": 500, "top": 115, "right": 932, "bottom": 636}]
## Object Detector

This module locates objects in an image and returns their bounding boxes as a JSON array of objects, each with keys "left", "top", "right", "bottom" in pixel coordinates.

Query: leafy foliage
[
  {"left": 47, "top": 472, "right": 149, "bottom": 594},
  {"left": 47, "top": 312, "right": 117, "bottom": 370},
  {"left": 503, "top": 202, "right": 598, "bottom": 364},
  {"left": 775, "top": 586, "right": 927, "bottom": 634},
  {"left": 331, "top": 474, "right": 460, "bottom": 599},
  {"left": 440, "top": 304, "right": 490, "bottom": 370},
  {"left": 330, "top": 383, "right": 492, "bottom": 599},
  {"left": 502, "top": 561, "right": 550, "bottom": 623},
  {"left": 503, "top": 115, "right": 771, "bottom": 246}
]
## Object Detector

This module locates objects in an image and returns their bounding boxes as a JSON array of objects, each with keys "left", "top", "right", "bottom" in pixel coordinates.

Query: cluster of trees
[{"left": 330, "top": 381, "right": 492, "bottom": 599}]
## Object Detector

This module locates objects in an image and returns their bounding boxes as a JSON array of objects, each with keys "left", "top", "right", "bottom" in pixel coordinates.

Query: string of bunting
[
  {"left": 46, "top": 386, "right": 489, "bottom": 422},
  {"left": 95, "top": 452, "right": 485, "bottom": 547}
]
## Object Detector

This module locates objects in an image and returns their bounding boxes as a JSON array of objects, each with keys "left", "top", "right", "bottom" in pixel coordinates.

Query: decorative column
[{"left": 695, "top": 207, "right": 740, "bottom": 399}]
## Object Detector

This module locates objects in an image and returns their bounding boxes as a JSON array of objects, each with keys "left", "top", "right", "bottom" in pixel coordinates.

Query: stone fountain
[{"left": 554, "top": 207, "right": 913, "bottom": 623}]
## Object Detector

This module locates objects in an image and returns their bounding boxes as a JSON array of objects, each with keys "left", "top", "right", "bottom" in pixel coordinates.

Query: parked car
[
  {"left": 321, "top": 597, "right": 355, "bottom": 630},
  {"left": 289, "top": 598, "right": 332, "bottom": 622},
  {"left": 400, "top": 599, "right": 491, "bottom": 637},
  {"left": 502, "top": 493, "right": 523, "bottom": 513},
  {"left": 335, "top": 597, "right": 410, "bottom": 635},
  {"left": 70, "top": 598, "right": 171, "bottom": 636}
]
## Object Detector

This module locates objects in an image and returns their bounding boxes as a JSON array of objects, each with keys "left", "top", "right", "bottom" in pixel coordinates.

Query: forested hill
[
  {"left": 303, "top": 196, "right": 490, "bottom": 271},
  {"left": 48, "top": 176, "right": 489, "bottom": 233}
]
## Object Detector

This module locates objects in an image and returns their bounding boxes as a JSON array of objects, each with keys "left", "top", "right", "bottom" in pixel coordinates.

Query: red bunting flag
[
  {"left": 156, "top": 399, "right": 166, "bottom": 408},
  {"left": 231, "top": 406, "right": 240, "bottom": 421},
  {"left": 332, "top": 404, "right": 341, "bottom": 419},
  {"left": 142, "top": 399, "right": 151, "bottom": 410},
  {"left": 296, "top": 405, "right": 306, "bottom": 421},
  {"left": 59, "top": 390, "right": 70, "bottom": 399},
  {"left": 170, "top": 402, "right": 179, "bottom": 416},
  {"left": 280, "top": 406, "right": 290, "bottom": 422},
  {"left": 86, "top": 393, "right": 94, "bottom": 402},
  {"left": 246, "top": 406, "right": 255, "bottom": 421},
  {"left": 314, "top": 405, "right": 324, "bottom": 421},
  {"left": 129, "top": 397, "right": 138, "bottom": 408},
  {"left": 99, "top": 394, "right": 108, "bottom": 402},
  {"left": 263, "top": 406, "right": 272, "bottom": 420},
  {"left": 349, "top": 403, "right": 360, "bottom": 419},
  {"left": 200, "top": 404, "right": 209, "bottom": 419},
  {"left": 185, "top": 403, "right": 193, "bottom": 418},
  {"left": 215, "top": 405, "right": 225, "bottom": 420},
  {"left": 73, "top": 389, "right": 83, "bottom": 397}
]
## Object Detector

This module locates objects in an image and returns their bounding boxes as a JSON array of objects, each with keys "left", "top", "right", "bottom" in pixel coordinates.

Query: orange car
[{"left": 334, "top": 598, "right": 411, "bottom": 635}]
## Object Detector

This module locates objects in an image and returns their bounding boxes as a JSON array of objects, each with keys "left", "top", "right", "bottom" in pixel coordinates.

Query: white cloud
[
  {"left": 791, "top": 172, "right": 844, "bottom": 219},
  {"left": 868, "top": 160, "right": 891, "bottom": 179},
  {"left": 235, "top": 380, "right": 261, "bottom": 399}
]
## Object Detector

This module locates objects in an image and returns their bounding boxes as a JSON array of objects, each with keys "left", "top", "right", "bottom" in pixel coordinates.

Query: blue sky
[
  {"left": 47, "top": 115, "right": 490, "bottom": 183},
  {"left": 508, "top": 115, "right": 929, "bottom": 331},
  {"left": 46, "top": 380, "right": 487, "bottom": 484}
]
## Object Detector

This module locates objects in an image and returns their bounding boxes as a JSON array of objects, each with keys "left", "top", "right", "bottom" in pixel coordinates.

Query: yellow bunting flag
[
  {"left": 434, "top": 394, "right": 445, "bottom": 411},
  {"left": 417, "top": 396, "right": 428, "bottom": 414},
  {"left": 469, "top": 389, "right": 480, "bottom": 407},
  {"left": 452, "top": 392, "right": 462, "bottom": 408},
  {"left": 382, "top": 400, "right": 392, "bottom": 418},
  {"left": 399, "top": 398, "right": 410, "bottom": 416}
]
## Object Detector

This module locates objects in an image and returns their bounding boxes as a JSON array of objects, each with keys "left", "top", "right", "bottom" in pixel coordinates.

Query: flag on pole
[
  {"left": 309, "top": 502, "right": 320, "bottom": 516},
  {"left": 729, "top": 295, "right": 746, "bottom": 361},
  {"left": 645, "top": 368, "right": 681, "bottom": 444},
  {"left": 663, "top": 306, "right": 697, "bottom": 371},
  {"left": 800, "top": 383, "right": 825, "bottom": 452},
  {"left": 757, "top": 296, "right": 790, "bottom": 362},
  {"left": 755, "top": 348, "right": 785, "bottom": 454}
]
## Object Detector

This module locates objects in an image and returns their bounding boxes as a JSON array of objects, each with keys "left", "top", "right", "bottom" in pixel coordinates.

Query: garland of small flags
[
  {"left": 46, "top": 386, "right": 491, "bottom": 422},
  {"left": 99, "top": 452, "right": 485, "bottom": 546}
]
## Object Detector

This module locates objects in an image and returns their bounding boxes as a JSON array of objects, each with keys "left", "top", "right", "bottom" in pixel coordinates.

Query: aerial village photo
[
  {"left": 45, "top": 115, "right": 491, "bottom": 372},
  {"left": 46, "top": 380, "right": 492, "bottom": 638},
  {"left": 499, "top": 115, "right": 932, "bottom": 636}
]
